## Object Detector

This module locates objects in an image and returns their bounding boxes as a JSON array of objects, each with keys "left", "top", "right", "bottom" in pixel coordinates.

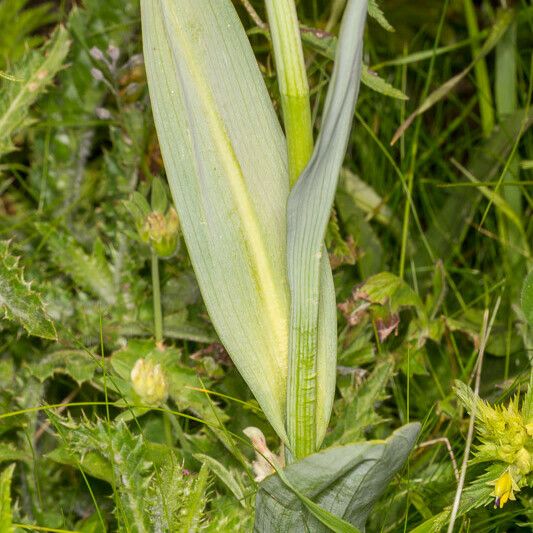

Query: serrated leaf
[
  {"left": 521, "top": 270, "right": 533, "bottom": 325},
  {"left": 28, "top": 349, "right": 97, "bottom": 384},
  {"left": 37, "top": 224, "right": 116, "bottom": 305},
  {"left": 367, "top": 0, "right": 394, "bottom": 32},
  {"left": 142, "top": 0, "right": 291, "bottom": 441},
  {"left": 324, "top": 360, "right": 394, "bottom": 446},
  {"left": 0, "top": 463, "right": 15, "bottom": 533},
  {"left": 0, "top": 25, "right": 70, "bottom": 158},
  {"left": 362, "top": 64, "right": 408, "bottom": 100},
  {"left": 0, "top": 241, "right": 57, "bottom": 339},
  {"left": 254, "top": 424, "right": 420, "bottom": 532},
  {"left": 194, "top": 453, "right": 245, "bottom": 506},
  {"left": 355, "top": 271, "right": 423, "bottom": 311},
  {"left": 0, "top": 443, "right": 31, "bottom": 465}
]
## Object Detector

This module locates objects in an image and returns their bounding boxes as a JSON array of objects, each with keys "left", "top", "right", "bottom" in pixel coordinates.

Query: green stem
[
  {"left": 265, "top": 0, "right": 315, "bottom": 460},
  {"left": 151, "top": 250, "right": 163, "bottom": 343},
  {"left": 265, "top": 0, "right": 314, "bottom": 186}
]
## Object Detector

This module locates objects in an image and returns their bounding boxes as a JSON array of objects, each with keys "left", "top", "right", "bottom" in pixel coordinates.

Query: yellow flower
[
  {"left": 130, "top": 358, "right": 169, "bottom": 405},
  {"left": 490, "top": 471, "right": 518, "bottom": 509}
]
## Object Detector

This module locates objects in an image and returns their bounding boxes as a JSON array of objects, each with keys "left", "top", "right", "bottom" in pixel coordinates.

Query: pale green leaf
[
  {"left": 0, "top": 241, "right": 57, "bottom": 340},
  {"left": 0, "top": 463, "right": 15, "bottom": 533},
  {"left": 254, "top": 423, "right": 420, "bottom": 532},
  {"left": 286, "top": 0, "right": 367, "bottom": 458},
  {"left": 142, "top": 0, "right": 290, "bottom": 441},
  {"left": 0, "top": 26, "right": 70, "bottom": 158}
]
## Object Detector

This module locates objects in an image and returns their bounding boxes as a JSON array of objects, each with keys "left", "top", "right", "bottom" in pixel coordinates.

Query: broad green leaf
[
  {"left": 286, "top": 0, "right": 367, "bottom": 458},
  {"left": 0, "top": 26, "right": 69, "bottom": 158},
  {"left": 0, "top": 241, "right": 57, "bottom": 340},
  {"left": 0, "top": 463, "right": 15, "bottom": 533},
  {"left": 521, "top": 270, "right": 533, "bottom": 324},
  {"left": 28, "top": 349, "right": 97, "bottom": 385},
  {"left": 254, "top": 423, "right": 420, "bottom": 532},
  {"left": 142, "top": 0, "right": 290, "bottom": 441},
  {"left": 355, "top": 271, "right": 423, "bottom": 311}
]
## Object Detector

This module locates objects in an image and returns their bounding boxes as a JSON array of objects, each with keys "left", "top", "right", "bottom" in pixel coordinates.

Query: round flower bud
[
  {"left": 130, "top": 358, "right": 169, "bottom": 405},
  {"left": 143, "top": 208, "right": 180, "bottom": 258}
]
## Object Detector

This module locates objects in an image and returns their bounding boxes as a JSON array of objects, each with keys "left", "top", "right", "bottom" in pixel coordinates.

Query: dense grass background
[{"left": 0, "top": 0, "right": 531, "bottom": 531}]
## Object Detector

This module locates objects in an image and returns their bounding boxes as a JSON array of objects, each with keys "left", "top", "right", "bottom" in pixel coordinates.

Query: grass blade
[{"left": 391, "top": 8, "right": 514, "bottom": 145}]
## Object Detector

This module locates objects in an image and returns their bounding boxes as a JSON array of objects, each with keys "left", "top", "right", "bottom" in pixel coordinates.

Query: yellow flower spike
[{"left": 490, "top": 471, "right": 519, "bottom": 509}]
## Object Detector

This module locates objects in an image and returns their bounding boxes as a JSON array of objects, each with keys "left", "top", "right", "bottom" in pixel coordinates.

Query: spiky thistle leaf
[
  {"left": 0, "top": 240, "right": 57, "bottom": 339},
  {"left": 0, "top": 26, "right": 70, "bottom": 158}
]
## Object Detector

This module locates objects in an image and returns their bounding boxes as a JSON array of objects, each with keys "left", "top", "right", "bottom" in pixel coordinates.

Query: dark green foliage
[{"left": 0, "top": 0, "right": 531, "bottom": 531}]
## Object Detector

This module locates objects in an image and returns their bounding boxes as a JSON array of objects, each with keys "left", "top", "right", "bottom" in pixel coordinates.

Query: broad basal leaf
[
  {"left": 254, "top": 423, "right": 420, "bottom": 532},
  {"left": 0, "top": 241, "right": 56, "bottom": 339},
  {"left": 142, "top": 0, "right": 290, "bottom": 440}
]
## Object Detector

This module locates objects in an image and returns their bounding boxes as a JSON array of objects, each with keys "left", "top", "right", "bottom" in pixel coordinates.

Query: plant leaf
[
  {"left": 0, "top": 241, "right": 57, "bottom": 340},
  {"left": 254, "top": 423, "right": 420, "bottom": 532},
  {"left": 142, "top": 0, "right": 291, "bottom": 441},
  {"left": 368, "top": 0, "right": 394, "bottom": 32},
  {"left": 37, "top": 223, "right": 116, "bottom": 306},
  {"left": 361, "top": 64, "right": 408, "bottom": 100},
  {"left": 286, "top": 0, "right": 367, "bottom": 457},
  {"left": 194, "top": 453, "right": 245, "bottom": 506},
  {"left": 0, "top": 25, "right": 70, "bottom": 158},
  {"left": 0, "top": 463, "right": 15, "bottom": 533}
]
